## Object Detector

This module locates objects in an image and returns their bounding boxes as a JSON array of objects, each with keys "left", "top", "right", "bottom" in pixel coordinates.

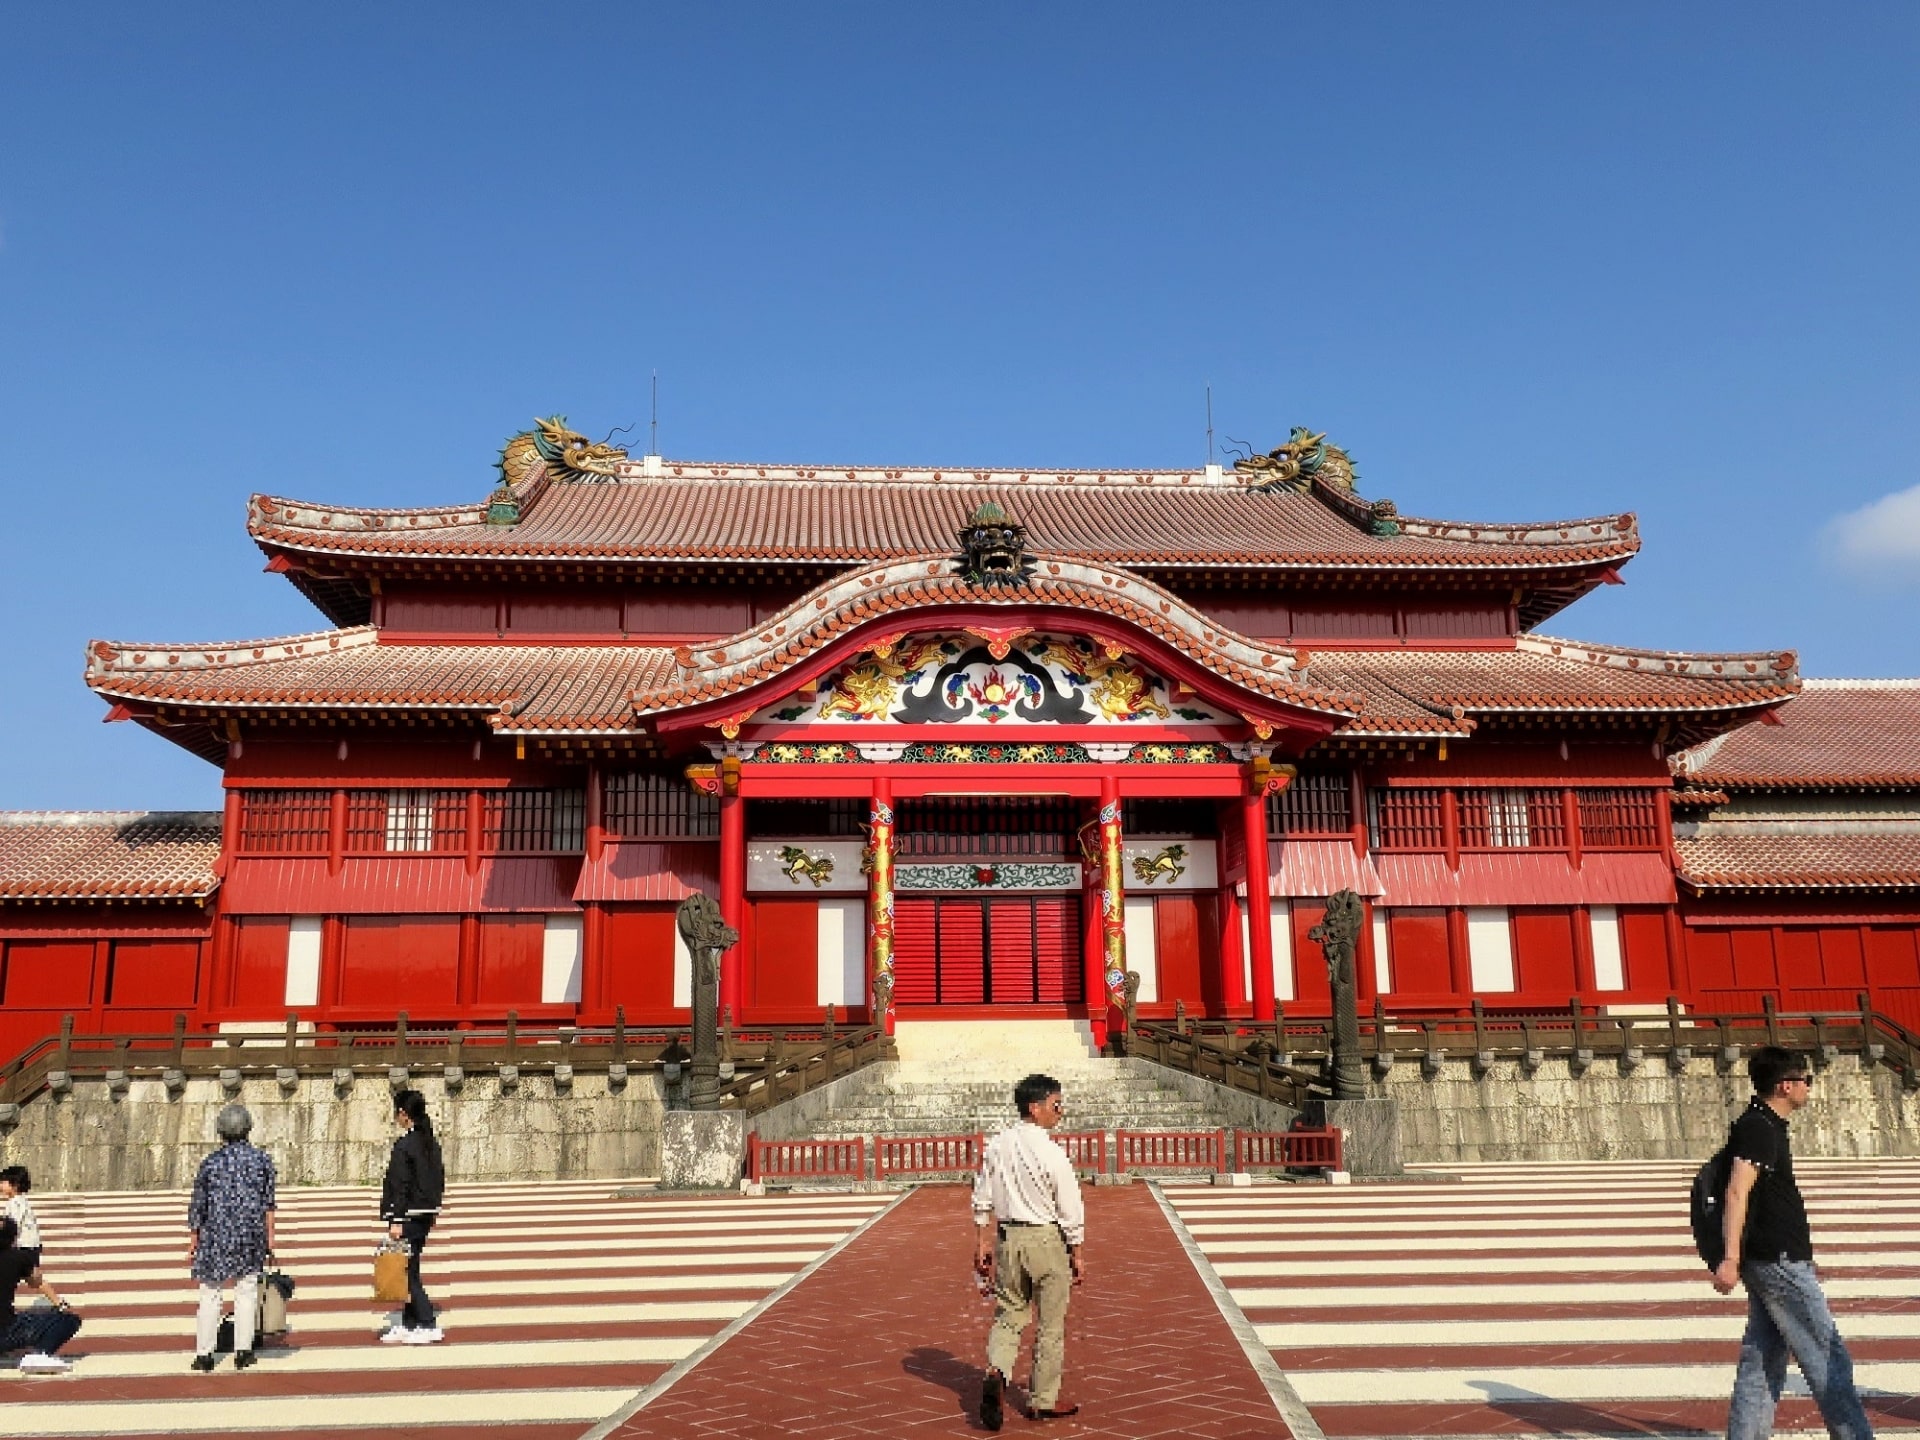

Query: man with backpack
[{"left": 1704, "top": 1045, "right": 1873, "bottom": 1439}]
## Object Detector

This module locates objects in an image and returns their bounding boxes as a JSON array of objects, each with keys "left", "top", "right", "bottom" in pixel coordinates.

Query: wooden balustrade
[
  {"left": 0, "top": 1010, "right": 893, "bottom": 1116},
  {"left": 1125, "top": 994, "right": 1920, "bottom": 1092}
]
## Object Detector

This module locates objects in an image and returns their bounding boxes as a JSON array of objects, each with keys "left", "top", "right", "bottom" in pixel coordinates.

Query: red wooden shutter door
[
  {"left": 476, "top": 915, "right": 545, "bottom": 1005},
  {"left": 750, "top": 899, "right": 820, "bottom": 1017},
  {"left": 892, "top": 897, "right": 938, "bottom": 1005},
  {"left": 1033, "top": 896, "right": 1082, "bottom": 1003},
  {"left": 989, "top": 898, "right": 1037, "bottom": 1004},
  {"left": 602, "top": 905, "right": 679, "bottom": 1012},
  {"left": 938, "top": 900, "right": 987, "bottom": 1004}
]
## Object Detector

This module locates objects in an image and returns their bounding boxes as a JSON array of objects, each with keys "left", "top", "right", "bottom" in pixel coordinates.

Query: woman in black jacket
[{"left": 378, "top": 1089, "right": 446, "bottom": 1344}]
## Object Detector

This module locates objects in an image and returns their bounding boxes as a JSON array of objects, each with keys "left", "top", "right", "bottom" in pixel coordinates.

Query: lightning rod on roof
[
  {"left": 1206, "top": 383, "right": 1214, "bottom": 466},
  {"left": 641, "top": 370, "right": 664, "bottom": 477}
]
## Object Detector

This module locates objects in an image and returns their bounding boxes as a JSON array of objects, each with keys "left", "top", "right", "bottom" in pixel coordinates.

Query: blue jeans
[
  {"left": 1730, "top": 1259, "right": 1873, "bottom": 1440},
  {"left": 1, "top": 1308, "right": 82, "bottom": 1356}
]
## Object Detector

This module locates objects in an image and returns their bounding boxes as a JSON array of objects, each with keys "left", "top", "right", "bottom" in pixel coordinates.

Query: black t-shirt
[
  {"left": 1728, "top": 1099, "right": 1813, "bottom": 1264},
  {"left": 0, "top": 1248, "right": 35, "bottom": 1322}
]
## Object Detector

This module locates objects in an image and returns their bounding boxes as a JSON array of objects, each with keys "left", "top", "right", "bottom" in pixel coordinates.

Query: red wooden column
[
  {"left": 718, "top": 781, "right": 746, "bottom": 1024},
  {"left": 866, "top": 777, "right": 896, "bottom": 1034},
  {"left": 580, "top": 764, "right": 607, "bottom": 1013},
  {"left": 1244, "top": 772, "right": 1279, "bottom": 1023}
]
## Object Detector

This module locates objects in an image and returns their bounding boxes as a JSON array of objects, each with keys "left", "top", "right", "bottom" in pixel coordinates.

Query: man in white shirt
[{"left": 971, "top": 1072, "right": 1086, "bottom": 1429}]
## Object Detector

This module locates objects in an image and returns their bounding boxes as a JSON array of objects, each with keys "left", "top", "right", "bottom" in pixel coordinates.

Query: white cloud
[{"left": 1824, "top": 483, "right": 1920, "bottom": 579}]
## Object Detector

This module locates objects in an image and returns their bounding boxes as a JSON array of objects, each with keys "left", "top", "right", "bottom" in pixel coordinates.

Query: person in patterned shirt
[{"left": 187, "top": 1104, "right": 277, "bottom": 1373}]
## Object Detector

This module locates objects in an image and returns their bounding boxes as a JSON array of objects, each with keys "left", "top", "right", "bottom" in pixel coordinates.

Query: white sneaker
[
  {"left": 18, "top": 1353, "right": 71, "bottom": 1374},
  {"left": 378, "top": 1326, "right": 413, "bottom": 1344},
  {"left": 401, "top": 1327, "right": 444, "bottom": 1345}
]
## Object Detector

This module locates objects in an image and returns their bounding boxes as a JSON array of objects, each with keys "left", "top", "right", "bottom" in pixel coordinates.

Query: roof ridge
[
  {"left": 1520, "top": 633, "right": 1799, "bottom": 680},
  {"left": 250, "top": 461, "right": 1640, "bottom": 553},
  {"left": 1802, "top": 677, "right": 1920, "bottom": 690},
  {"left": 86, "top": 626, "right": 378, "bottom": 679},
  {"left": 0, "top": 810, "right": 222, "bottom": 826}
]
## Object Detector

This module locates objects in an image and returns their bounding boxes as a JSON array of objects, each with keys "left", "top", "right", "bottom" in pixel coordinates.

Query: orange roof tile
[
  {"left": 0, "top": 812, "right": 221, "bottom": 901},
  {"left": 249, "top": 462, "right": 1640, "bottom": 576},
  {"left": 1307, "top": 636, "right": 1799, "bottom": 738},
  {"left": 1675, "top": 681, "right": 1920, "bottom": 789},
  {"left": 86, "top": 627, "right": 681, "bottom": 732},
  {"left": 1676, "top": 833, "right": 1920, "bottom": 892}
]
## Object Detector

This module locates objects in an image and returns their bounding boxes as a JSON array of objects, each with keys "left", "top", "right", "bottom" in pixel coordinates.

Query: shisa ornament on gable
[
  {"left": 488, "top": 416, "right": 631, "bottom": 524},
  {"left": 954, "top": 501, "right": 1036, "bottom": 587}
]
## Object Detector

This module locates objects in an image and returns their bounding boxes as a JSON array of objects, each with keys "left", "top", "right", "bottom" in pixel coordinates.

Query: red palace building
[{"left": 3, "top": 419, "right": 1916, "bottom": 1063}]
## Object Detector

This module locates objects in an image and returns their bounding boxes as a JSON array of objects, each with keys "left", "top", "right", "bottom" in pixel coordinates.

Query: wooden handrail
[{"left": 0, "top": 1013, "right": 895, "bottom": 1109}]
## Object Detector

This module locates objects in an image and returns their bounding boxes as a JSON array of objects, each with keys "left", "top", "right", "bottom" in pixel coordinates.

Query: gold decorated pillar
[
  {"left": 865, "top": 778, "right": 897, "bottom": 1034},
  {"left": 1096, "top": 774, "right": 1127, "bottom": 1050}
]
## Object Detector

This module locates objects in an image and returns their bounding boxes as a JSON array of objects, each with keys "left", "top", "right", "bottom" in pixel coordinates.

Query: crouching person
[{"left": 1, "top": 1216, "right": 79, "bottom": 1374}]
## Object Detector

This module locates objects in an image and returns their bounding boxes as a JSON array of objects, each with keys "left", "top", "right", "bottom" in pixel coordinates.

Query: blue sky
[{"left": 3, "top": 5, "right": 1916, "bottom": 812}]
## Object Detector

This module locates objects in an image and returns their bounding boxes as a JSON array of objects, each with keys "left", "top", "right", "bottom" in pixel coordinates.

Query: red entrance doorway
[{"left": 893, "top": 895, "right": 1084, "bottom": 1005}]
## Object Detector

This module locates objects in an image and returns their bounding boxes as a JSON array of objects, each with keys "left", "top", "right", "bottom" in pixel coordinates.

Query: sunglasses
[{"left": 1782, "top": 1074, "right": 1813, "bottom": 1086}]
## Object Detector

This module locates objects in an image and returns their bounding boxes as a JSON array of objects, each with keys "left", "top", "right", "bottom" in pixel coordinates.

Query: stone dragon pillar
[
  {"left": 675, "top": 892, "right": 740, "bottom": 1112},
  {"left": 1309, "top": 888, "right": 1369, "bottom": 1100}
]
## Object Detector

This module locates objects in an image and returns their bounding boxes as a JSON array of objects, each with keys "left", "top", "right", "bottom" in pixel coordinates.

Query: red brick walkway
[{"left": 596, "top": 1184, "right": 1295, "bottom": 1439}]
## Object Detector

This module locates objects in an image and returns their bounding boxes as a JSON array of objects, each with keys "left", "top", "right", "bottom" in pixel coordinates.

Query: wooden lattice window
[
  {"left": 1457, "top": 788, "right": 1566, "bottom": 849},
  {"left": 236, "top": 790, "right": 331, "bottom": 853},
  {"left": 750, "top": 798, "right": 866, "bottom": 837},
  {"left": 1123, "top": 799, "right": 1216, "bottom": 836},
  {"left": 895, "top": 797, "right": 1080, "bottom": 858},
  {"left": 1268, "top": 769, "right": 1353, "bottom": 835},
  {"left": 344, "top": 790, "right": 466, "bottom": 853},
  {"left": 603, "top": 772, "right": 720, "bottom": 838},
  {"left": 484, "top": 788, "right": 586, "bottom": 853},
  {"left": 1578, "top": 788, "right": 1662, "bottom": 848},
  {"left": 1369, "top": 789, "right": 1445, "bottom": 851}
]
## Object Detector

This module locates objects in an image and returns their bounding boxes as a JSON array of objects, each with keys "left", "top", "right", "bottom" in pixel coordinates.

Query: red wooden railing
[
  {"left": 1054, "top": 1130, "right": 1108, "bottom": 1176},
  {"left": 875, "top": 1133, "right": 983, "bottom": 1180},
  {"left": 745, "top": 1135, "right": 866, "bottom": 1183},
  {"left": 1114, "top": 1128, "right": 1227, "bottom": 1174},
  {"left": 1236, "top": 1126, "right": 1343, "bottom": 1172}
]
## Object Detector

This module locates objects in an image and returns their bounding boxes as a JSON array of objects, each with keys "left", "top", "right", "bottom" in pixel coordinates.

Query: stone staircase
[
  {"left": 751, "top": 1019, "right": 1300, "bottom": 1150},
  {"left": 794, "top": 1061, "right": 1232, "bottom": 1139}
]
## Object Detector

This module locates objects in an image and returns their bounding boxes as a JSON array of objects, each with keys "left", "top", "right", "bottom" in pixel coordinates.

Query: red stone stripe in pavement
[{"left": 595, "top": 1183, "right": 1294, "bottom": 1440}]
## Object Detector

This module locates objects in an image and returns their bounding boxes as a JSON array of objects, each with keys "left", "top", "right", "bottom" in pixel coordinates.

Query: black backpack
[{"left": 1690, "top": 1138, "right": 1735, "bottom": 1268}]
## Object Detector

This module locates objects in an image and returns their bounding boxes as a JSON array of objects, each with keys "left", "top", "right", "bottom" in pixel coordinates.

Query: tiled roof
[
  {"left": 85, "top": 627, "right": 682, "bottom": 733},
  {"left": 0, "top": 812, "right": 222, "bottom": 901},
  {"left": 86, "top": 623, "right": 1797, "bottom": 749},
  {"left": 1306, "top": 635, "right": 1799, "bottom": 737},
  {"left": 1676, "top": 833, "right": 1920, "bottom": 892},
  {"left": 249, "top": 462, "right": 1640, "bottom": 575},
  {"left": 628, "top": 555, "right": 1363, "bottom": 725},
  {"left": 1675, "top": 681, "right": 1920, "bottom": 789}
]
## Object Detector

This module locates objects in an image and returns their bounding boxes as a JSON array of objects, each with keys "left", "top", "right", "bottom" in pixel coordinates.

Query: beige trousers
[
  {"left": 196, "top": 1274, "right": 258, "bottom": 1356},
  {"left": 985, "top": 1225, "right": 1072, "bottom": 1409}
]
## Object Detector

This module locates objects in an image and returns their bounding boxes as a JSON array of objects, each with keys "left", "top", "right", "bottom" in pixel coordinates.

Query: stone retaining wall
[
  {"left": 0, "top": 1071, "right": 668, "bottom": 1191},
  {"left": 1386, "top": 1053, "right": 1920, "bottom": 1164}
]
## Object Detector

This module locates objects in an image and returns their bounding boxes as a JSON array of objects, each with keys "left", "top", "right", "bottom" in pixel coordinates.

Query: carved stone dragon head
[
  {"left": 496, "top": 416, "right": 630, "bottom": 488},
  {"left": 955, "top": 501, "right": 1034, "bottom": 587},
  {"left": 1231, "top": 426, "right": 1328, "bottom": 489}
]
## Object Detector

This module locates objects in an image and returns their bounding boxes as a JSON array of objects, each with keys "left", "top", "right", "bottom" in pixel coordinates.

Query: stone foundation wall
[
  {"left": 0, "top": 1071, "right": 668, "bottom": 1191},
  {"left": 1386, "top": 1054, "right": 1920, "bottom": 1164}
]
